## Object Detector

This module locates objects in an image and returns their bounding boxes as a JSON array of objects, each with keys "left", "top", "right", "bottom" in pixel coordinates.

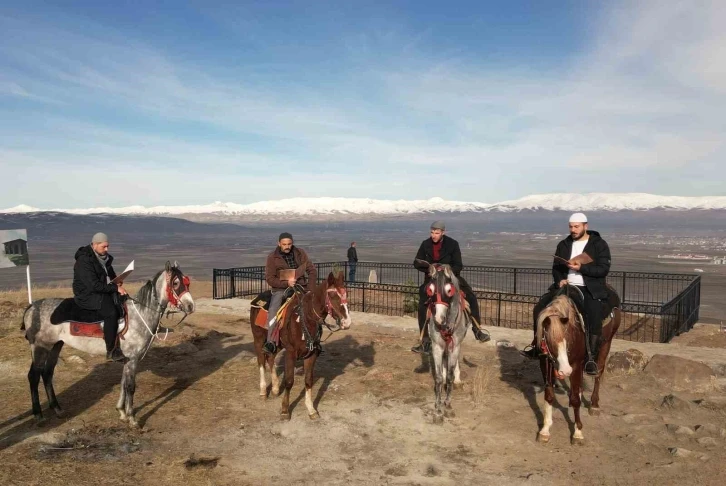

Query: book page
[{"left": 111, "top": 260, "right": 134, "bottom": 284}]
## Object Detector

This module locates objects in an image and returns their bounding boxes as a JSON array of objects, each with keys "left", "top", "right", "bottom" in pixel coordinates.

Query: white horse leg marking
[
  {"left": 259, "top": 365, "right": 267, "bottom": 396},
  {"left": 453, "top": 359, "right": 462, "bottom": 385},
  {"left": 573, "top": 426, "right": 584, "bottom": 440},
  {"left": 305, "top": 387, "right": 317, "bottom": 417},
  {"left": 539, "top": 400, "right": 553, "bottom": 438},
  {"left": 271, "top": 361, "right": 281, "bottom": 395}
]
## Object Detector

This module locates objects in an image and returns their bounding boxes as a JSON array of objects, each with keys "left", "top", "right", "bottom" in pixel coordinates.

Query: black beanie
[{"left": 279, "top": 232, "right": 293, "bottom": 241}]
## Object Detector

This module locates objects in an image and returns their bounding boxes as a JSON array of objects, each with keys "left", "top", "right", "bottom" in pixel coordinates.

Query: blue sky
[{"left": 0, "top": 0, "right": 724, "bottom": 208}]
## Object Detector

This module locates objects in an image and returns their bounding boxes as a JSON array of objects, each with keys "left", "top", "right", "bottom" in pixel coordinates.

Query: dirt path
[{"left": 1, "top": 300, "right": 725, "bottom": 485}]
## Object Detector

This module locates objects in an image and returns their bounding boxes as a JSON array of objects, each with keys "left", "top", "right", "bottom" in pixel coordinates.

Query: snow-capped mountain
[{"left": 3, "top": 193, "right": 726, "bottom": 217}]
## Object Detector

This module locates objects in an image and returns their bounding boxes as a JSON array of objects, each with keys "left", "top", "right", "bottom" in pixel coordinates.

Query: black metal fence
[{"left": 213, "top": 261, "right": 701, "bottom": 343}]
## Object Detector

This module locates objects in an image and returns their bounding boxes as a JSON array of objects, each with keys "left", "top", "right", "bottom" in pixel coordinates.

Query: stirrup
[
  {"left": 263, "top": 341, "right": 277, "bottom": 355},
  {"left": 520, "top": 345, "right": 540, "bottom": 359},
  {"left": 472, "top": 326, "right": 490, "bottom": 343},
  {"left": 584, "top": 360, "right": 599, "bottom": 376}
]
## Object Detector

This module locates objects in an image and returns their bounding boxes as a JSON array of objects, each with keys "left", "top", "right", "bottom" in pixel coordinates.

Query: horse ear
[
  {"left": 336, "top": 271, "right": 345, "bottom": 285},
  {"left": 327, "top": 272, "right": 336, "bottom": 286},
  {"left": 165, "top": 261, "right": 171, "bottom": 272},
  {"left": 173, "top": 260, "right": 179, "bottom": 268}
]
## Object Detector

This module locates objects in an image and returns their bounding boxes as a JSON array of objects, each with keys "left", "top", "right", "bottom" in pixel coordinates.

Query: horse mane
[
  {"left": 536, "top": 295, "right": 571, "bottom": 345},
  {"left": 135, "top": 270, "right": 163, "bottom": 305}
]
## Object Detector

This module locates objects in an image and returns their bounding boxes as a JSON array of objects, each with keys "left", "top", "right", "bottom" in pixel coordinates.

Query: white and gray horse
[
  {"left": 422, "top": 262, "right": 472, "bottom": 424},
  {"left": 21, "top": 261, "right": 194, "bottom": 428}
]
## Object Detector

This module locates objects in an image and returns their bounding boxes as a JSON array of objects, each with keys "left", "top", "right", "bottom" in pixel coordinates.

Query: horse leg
[
  {"left": 537, "top": 359, "right": 555, "bottom": 443},
  {"left": 123, "top": 359, "right": 140, "bottom": 428},
  {"left": 41, "top": 342, "right": 65, "bottom": 418},
  {"left": 453, "top": 355, "right": 463, "bottom": 389},
  {"left": 570, "top": 366, "right": 584, "bottom": 445},
  {"left": 28, "top": 344, "right": 49, "bottom": 422},
  {"left": 444, "top": 345, "right": 460, "bottom": 417},
  {"left": 590, "top": 325, "right": 615, "bottom": 416},
  {"left": 269, "top": 352, "right": 281, "bottom": 396},
  {"left": 304, "top": 354, "right": 319, "bottom": 419},
  {"left": 254, "top": 335, "right": 268, "bottom": 397},
  {"left": 280, "top": 350, "right": 295, "bottom": 420},
  {"left": 432, "top": 341, "right": 445, "bottom": 424}
]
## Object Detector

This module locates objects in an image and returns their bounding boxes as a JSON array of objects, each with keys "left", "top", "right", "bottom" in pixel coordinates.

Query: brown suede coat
[{"left": 265, "top": 246, "right": 317, "bottom": 290}]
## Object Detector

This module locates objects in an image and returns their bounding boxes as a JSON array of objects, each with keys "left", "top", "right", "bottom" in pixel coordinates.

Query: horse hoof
[
  {"left": 272, "top": 388, "right": 281, "bottom": 396},
  {"left": 433, "top": 414, "right": 444, "bottom": 425},
  {"left": 589, "top": 407, "right": 601, "bottom": 417},
  {"left": 280, "top": 413, "right": 291, "bottom": 421},
  {"left": 537, "top": 433, "right": 550, "bottom": 444},
  {"left": 453, "top": 381, "right": 464, "bottom": 390},
  {"left": 309, "top": 412, "right": 320, "bottom": 420},
  {"left": 571, "top": 437, "right": 584, "bottom": 446},
  {"left": 128, "top": 419, "right": 141, "bottom": 429}
]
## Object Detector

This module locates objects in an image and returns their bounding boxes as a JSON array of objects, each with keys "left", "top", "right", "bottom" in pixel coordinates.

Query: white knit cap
[{"left": 569, "top": 212, "right": 588, "bottom": 223}]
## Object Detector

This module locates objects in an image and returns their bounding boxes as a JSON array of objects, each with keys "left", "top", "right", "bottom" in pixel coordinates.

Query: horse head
[
  {"left": 536, "top": 295, "right": 577, "bottom": 379},
  {"left": 161, "top": 260, "right": 195, "bottom": 314},
  {"left": 424, "top": 263, "right": 461, "bottom": 327},
  {"left": 325, "top": 271, "right": 351, "bottom": 329}
]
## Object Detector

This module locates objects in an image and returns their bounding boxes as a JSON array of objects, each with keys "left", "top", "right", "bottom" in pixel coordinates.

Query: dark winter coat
[
  {"left": 413, "top": 235, "right": 464, "bottom": 277},
  {"left": 552, "top": 230, "right": 611, "bottom": 299},
  {"left": 72, "top": 245, "right": 118, "bottom": 310},
  {"left": 347, "top": 246, "right": 358, "bottom": 262}
]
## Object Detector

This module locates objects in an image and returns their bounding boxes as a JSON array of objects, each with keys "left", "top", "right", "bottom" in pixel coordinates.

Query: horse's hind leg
[
  {"left": 119, "top": 359, "right": 140, "bottom": 428},
  {"left": 28, "top": 344, "right": 49, "bottom": 422},
  {"left": 303, "top": 354, "right": 319, "bottom": 419},
  {"left": 444, "top": 346, "right": 461, "bottom": 417},
  {"left": 570, "top": 367, "right": 584, "bottom": 445},
  {"left": 41, "top": 342, "right": 65, "bottom": 417},
  {"left": 269, "top": 352, "right": 281, "bottom": 396}
]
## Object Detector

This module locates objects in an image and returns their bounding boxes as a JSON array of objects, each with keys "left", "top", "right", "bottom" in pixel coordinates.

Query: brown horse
[
  {"left": 534, "top": 289, "right": 621, "bottom": 444},
  {"left": 250, "top": 271, "right": 351, "bottom": 420}
]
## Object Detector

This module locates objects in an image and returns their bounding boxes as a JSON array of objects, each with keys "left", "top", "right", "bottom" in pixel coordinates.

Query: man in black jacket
[
  {"left": 522, "top": 213, "right": 611, "bottom": 375},
  {"left": 411, "top": 221, "right": 490, "bottom": 354},
  {"left": 347, "top": 242, "right": 358, "bottom": 282},
  {"left": 73, "top": 232, "right": 127, "bottom": 362}
]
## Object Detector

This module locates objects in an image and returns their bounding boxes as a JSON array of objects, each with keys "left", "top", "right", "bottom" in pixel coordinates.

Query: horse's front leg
[
  {"left": 432, "top": 339, "right": 445, "bottom": 424},
  {"left": 123, "top": 359, "right": 140, "bottom": 428},
  {"left": 444, "top": 344, "right": 461, "bottom": 417},
  {"left": 537, "top": 359, "right": 555, "bottom": 443},
  {"left": 269, "top": 352, "right": 281, "bottom": 396},
  {"left": 303, "top": 354, "right": 319, "bottom": 419},
  {"left": 570, "top": 365, "right": 584, "bottom": 445},
  {"left": 280, "top": 350, "right": 295, "bottom": 420},
  {"left": 116, "top": 362, "right": 128, "bottom": 422}
]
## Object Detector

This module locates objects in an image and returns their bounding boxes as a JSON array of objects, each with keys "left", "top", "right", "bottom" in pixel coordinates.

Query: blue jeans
[{"left": 348, "top": 262, "right": 357, "bottom": 282}]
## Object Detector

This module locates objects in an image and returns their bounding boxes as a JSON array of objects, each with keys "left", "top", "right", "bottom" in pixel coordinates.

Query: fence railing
[{"left": 213, "top": 261, "right": 701, "bottom": 343}]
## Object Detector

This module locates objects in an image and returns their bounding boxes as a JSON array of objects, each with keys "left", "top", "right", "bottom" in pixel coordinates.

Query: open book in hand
[
  {"left": 111, "top": 260, "right": 134, "bottom": 284},
  {"left": 552, "top": 253, "right": 593, "bottom": 266}
]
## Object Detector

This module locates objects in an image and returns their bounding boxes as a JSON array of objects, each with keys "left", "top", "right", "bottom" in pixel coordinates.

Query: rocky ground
[{"left": 1, "top": 296, "right": 725, "bottom": 485}]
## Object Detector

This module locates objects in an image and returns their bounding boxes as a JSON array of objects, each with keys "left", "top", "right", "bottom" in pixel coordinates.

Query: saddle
[
  {"left": 250, "top": 291, "right": 295, "bottom": 331},
  {"left": 50, "top": 298, "right": 128, "bottom": 339}
]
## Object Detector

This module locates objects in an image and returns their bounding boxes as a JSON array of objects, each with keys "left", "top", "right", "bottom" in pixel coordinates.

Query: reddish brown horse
[
  {"left": 535, "top": 288, "right": 621, "bottom": 444},
  {"left": 250, "top": 271, "right": 351, "bottom": 420}
]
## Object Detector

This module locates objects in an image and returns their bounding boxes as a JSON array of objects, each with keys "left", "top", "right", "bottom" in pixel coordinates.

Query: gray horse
[
  {"left": 423, "top": 262, "right": 471, "bottom": 424},
  {"left": 21, "top": 261, "right": 195, "bottom": 428}
]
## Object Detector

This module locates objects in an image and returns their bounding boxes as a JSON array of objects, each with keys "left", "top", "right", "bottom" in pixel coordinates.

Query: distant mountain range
[{"left": 4, "top": 193, "right": 726, "bottom": 218}]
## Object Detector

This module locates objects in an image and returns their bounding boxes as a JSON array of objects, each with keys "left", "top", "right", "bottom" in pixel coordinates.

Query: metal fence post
[
  {"left": 362, "top": 284, "right": 366, "bottom": 312},
  {"left": 513, "top": 268, "right": 517, "bottom": 294}
]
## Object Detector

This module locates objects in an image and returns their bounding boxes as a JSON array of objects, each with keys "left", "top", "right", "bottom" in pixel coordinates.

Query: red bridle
[
  {"left": 166, "top": 271, "right": 191, "bottom": 309},
  {"left": 325, "top": 287, "right": 347, "bottom": 317},
  {"left": 426, "top": 280, "right": 456, "bottom": 309}
]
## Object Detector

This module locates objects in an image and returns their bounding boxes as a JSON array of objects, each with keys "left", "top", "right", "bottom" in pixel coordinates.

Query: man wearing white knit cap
[{"left": 522, "top": 212, "right": 612, "bottom": 375}]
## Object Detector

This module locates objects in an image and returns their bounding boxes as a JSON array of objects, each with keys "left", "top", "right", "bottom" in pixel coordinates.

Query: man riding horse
[
  {"left": 522, "top": 213, "right": 612, "bottom": 375},
  {"left": 72, "top": 232, "right": 128, "bottom": 362},
  {"left": 263, "top": 232, "right": 317, "bottom": 355},
  {"left": 412, "top": 220, "right": 490, "bottom": 354}
]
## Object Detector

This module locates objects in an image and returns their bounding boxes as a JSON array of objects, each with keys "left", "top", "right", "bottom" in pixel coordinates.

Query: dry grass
[{"left": 470, "top": 361, "right": 495, "bottom": 408}]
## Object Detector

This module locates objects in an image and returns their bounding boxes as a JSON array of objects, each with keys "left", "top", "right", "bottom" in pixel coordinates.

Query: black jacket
[
  {"left": 347, "top": 246, "right": 358, "bottom": 262},
  {"left": 72, "top": 245, "right": 118, "bottom": 310},
  {"left": 413, "top": 235, "right": 463, "bottom": 276},
  {"left": 552, "top": 230, "right": 611, "bottom": 299}
]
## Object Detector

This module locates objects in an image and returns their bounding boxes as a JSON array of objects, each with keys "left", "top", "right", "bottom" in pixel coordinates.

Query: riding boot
[
  {"left": 584, "top": 334, "right": 601, "bottom": 376},
  {"left": 264, "top": 318, "right": 278, "bottom": 355},
  {"left": 411, "top": 336, "right": 431, "bottom": 355}
]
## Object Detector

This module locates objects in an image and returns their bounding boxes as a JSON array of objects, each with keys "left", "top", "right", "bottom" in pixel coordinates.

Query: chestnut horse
[
  {"left": 250, "top": 271, "right": 351, "bottom": 420},
  {"left": 534, "top": 287, "right": 621, "bottom": 444}
]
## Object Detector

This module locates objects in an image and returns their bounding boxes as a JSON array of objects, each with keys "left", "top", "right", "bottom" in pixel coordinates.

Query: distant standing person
[{"left": 347, "top": 242, "right": 358, "bottom": 282}]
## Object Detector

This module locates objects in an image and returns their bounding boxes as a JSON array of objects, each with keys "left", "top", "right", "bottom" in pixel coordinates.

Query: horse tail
[{"left": 20, "top": 303, "right": 33, "bottom": 331}]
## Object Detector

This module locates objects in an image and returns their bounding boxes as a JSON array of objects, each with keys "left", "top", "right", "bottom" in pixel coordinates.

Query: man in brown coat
[{"left": 263, "top": 232, "right": 317, "bottom": 354}]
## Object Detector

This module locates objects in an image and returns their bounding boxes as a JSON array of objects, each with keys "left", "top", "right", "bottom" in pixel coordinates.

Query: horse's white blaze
[
  {"left": 305, "top": 388, "right": 315, "bottom": 415},
  {"left": 180, "top": 293, "right": 195, "bottom": 313},
  {"left": 540, "top": 400, "right": 553, "bottom": 436},
  {"left": 556, "top": 341, "right": 572, "bottom": 377},
  {"left": 433, "top": 304, "right": 448, "bottom": 325},
  {"left": 340, "top": 303, "right": 352, "bottom": 329},
  {"left": 259, "top": 365, "right": 267, "bottom": 394}
]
